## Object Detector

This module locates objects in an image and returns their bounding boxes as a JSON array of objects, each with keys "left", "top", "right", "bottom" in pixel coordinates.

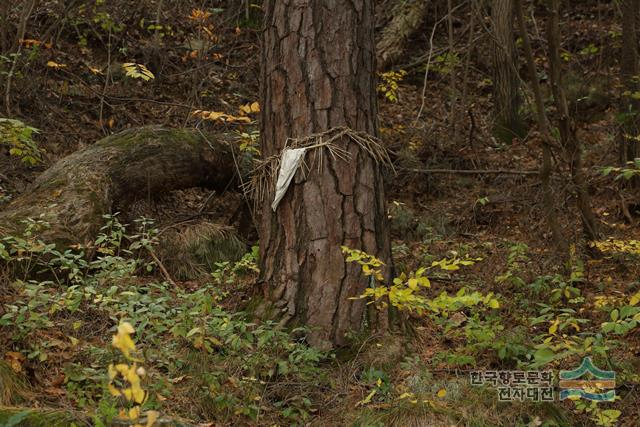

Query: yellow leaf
[
  {"left": 229, "top": 115, "right": 251, "bottom": 123},
  {"left": 47, "top": 61, "right": 67, "bottom": 69},
  {"left": 356, "top": 389, "right": 377, "bottom": 407},
  {"left": 108, "top": 384, "right": 121, "bottom": 397},
  {"left": 488, "top": 299, "right": 500, "bottom": 309},
  {"left": 108, "top": 363, "right": 117, "bottom": 380},
  {"left": 145, "top": 411, "right": 160, "bottom": 427},
  {"left": 208, "top": 111, "right": 226, "bottom": 120},
  {"left": 549, "top": 319, "right": 559, "bottom": 335},
  {"left": 119, "top": 322, "right": 135, "bottom": 334},
  {"left": 250, "top": 101, "right": 260, "bottom": 112},
  {"left": 239, "top": 104, "right": 252, "bottom": 115},
  {"left": 437, "top": 388, "right": 447, "bottom": 398},
  {"left": 132, "top": 385, "right": 147, "bottom": 404},
  {"left": 122, "top": 63, "right": 154, "bottom": 81},
  {"left": 88, "top": 65, "right": 103, "bottom": 75},
  {"left": 129, "top": 406, "right": 140, "bottom": 420}
]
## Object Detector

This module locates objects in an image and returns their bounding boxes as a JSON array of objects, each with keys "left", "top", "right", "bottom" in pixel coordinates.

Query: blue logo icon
[{"left": 559, "top": 357, "right": 615, "bottom": 401}]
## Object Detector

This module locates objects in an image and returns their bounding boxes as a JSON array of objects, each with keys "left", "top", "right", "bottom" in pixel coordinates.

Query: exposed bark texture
[
  {"left": 376, "top": 0, "right": 429, "bottom": 69},
  {"left": 491, "top": 0, "right": 522, "bottom": 142},
  {"left": 0, "top": 127, "right": 236, "bottom": 245},
  {"left": 619, "top": 0, "right": 640, "bottom": 165},
  {"left": 545, "top": 0, "right": 598, "bottom": 241},
  {"left": 260, "top": 0, "right": 392, "bottom": 349}
]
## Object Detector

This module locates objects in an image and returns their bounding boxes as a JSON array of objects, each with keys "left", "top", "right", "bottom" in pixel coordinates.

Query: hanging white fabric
[{"left": 271, "top": 147, "right": 308, "bottom": 211}]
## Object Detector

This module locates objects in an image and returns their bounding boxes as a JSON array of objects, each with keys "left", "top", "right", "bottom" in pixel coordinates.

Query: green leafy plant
[
  {"left": 343, "top": 246, "right": 497, "bottom": 315},
  {"left": 572, "top": 398, "right": 621, "bottom": 427},
  {"left": 0, "top": 118, "right": 43, "bottom": 165},
  {"left": 377, "top": 70, "right": 406, "bottom": 102},
  {"left": 122, "top": 63, "right": 155, "bottom": 81}
]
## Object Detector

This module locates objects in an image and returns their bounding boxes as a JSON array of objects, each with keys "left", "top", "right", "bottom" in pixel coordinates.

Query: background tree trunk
[
  {"left": 491, "top": 0, "right": 522, "bottom": 142},
  {"left": 619, "top": 0, "right": 640, "bottom": 165},
  {"left": 545, "top": 0, "right": 598, "bottom": 241},
  {"left": 514, "top": 0, "right": 567, "bottom": 258},
  {"left": 0, "top": 1, "right": 11, "bottom": 53},
  {"left": 260, "top": 0, "right": 392, "bottom": 349},
  {"left": 0, "top": 127, "right": 238, "bottom": 245}
]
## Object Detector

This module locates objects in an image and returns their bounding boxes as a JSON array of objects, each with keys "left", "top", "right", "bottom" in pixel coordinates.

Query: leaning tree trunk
[
  {"left": 619, "top": 0, "right": 640, "bottom": 166},
  {"left": 376, "top": 0, "right": 429, "bottom": 70},
  {"left": 260, "top": 0, "right": 392, "bottom": 349},
  {"left": 491, "top": 0, "right": 522, "bottom": 142},
  {"left": 0, "top": 126, "right": 237, "bottom": 245}
]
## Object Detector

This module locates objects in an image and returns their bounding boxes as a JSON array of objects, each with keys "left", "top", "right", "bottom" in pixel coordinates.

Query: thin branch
[{"left": 397, "top": 167, "right": 539, "bottom": 175}]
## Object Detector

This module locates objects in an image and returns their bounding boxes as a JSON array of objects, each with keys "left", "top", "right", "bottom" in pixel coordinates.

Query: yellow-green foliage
[
  {"left": 341, "top": 246, "right": 499, "bottom": 314},
  {"left": 590, "top": 239, "right": 640, "bottom": 255},
  {"left": 107, "top": 321, "right": 159, "bottom": 427},
  {"left": 0, "top": 118, "right": 43, "bottom": 165},
  {"left": 377, "top": 70, "right": 406, "bottom": 102}
]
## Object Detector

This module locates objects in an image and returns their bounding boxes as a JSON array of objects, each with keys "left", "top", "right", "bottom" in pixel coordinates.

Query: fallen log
[
  {"left": 0, "top": 126, "right": 238, "bottom": 245},
  {"left": 376, "top": 0, "right": 429, "bottom": 69}
]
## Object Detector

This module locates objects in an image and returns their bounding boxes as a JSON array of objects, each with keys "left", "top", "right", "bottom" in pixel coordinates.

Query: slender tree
[
  {"left": 619, "top": 0, "right": 640, "bottom": 165},
  {"left": 491, "top": 0, "right": 522, "bottom": 142},
  {"left": 514, "top": 0, "right": 566, "bottom": 257},
  {"left": 545, "top": 0, "right": 598, "bottom": 241},
  {"left": 259, "top": 0, "right": 392, "bottom": 349}
]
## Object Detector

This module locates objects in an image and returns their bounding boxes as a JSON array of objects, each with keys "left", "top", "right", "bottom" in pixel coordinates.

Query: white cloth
[{"left": 271, "top": 147, "right": 307, "bottom": 211}]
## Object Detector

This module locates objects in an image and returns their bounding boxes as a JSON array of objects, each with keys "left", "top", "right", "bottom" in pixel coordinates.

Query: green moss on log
[{"left": 0, "top": 127, "right": 238, "bottom": 246}]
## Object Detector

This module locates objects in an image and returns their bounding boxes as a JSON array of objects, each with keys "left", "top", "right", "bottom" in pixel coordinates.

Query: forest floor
[{"left": 1, "top": 1, "right": 640, "bottom": 426}]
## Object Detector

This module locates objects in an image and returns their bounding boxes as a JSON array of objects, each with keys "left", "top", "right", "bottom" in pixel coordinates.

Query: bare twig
[
  {"left": 148, "top": 248, "right": 176, "bottom": 286},
  {"left": 398, "top": 167, "right": 539, "bottom": 175},
  {"left": 99, "top": 28, "right": 112, "bottom": 135},
  {"left": 4, "top": 0, "right": 36, "bottom": 115}
]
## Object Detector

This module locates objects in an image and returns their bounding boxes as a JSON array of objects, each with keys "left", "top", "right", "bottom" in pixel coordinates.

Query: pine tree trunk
[
  {"left": 491, "top": 0, "right": 521, "bottom": 142},
  {"left": 260, "top": 0, "right": 392, "bottom": 350}
]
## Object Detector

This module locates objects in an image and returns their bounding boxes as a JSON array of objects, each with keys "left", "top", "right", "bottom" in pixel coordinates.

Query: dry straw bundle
[{"left": 244, "top": 126, "right": 394, "bottom": 213}]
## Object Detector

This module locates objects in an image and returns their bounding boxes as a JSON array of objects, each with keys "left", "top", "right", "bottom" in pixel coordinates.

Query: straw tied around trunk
[{"left": 244, "top": 126, "right": 394, "bottom": 213}]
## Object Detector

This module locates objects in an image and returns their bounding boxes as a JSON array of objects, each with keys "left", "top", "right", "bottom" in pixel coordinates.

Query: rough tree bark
[
  {"left": 376, "top": 0, "right": 429, "bottom": 70},
  {"left": 0, "top": 127, "right": 237, "bottom": 245},
  {"left": 545, "top": 0, "right": 598, "bottom": 241},
  {"left": 260, "top": 0, "right": 392, "bottom": 349},
  {"left": 491, "top": 0, "right": 522, "bottom": 142},
  {"left": 619, "top": 0, "right": 640, "bottom": 165}
]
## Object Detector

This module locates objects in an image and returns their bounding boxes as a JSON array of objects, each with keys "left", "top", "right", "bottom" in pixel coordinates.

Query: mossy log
[
  {"left": 376, "top": 0, "right": 429, "bottom": 69},
  {"left": 0, "top": 126, "right": 238, "bottom": 245}
]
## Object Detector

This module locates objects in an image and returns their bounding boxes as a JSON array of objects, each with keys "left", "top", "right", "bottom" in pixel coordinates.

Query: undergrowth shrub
[{"left": 0, "top": 214, "right": 326, "bottom": 425}]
